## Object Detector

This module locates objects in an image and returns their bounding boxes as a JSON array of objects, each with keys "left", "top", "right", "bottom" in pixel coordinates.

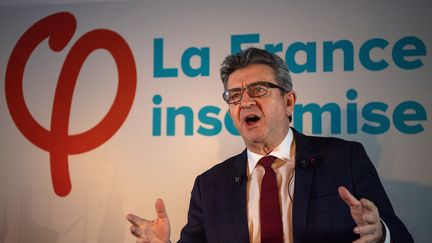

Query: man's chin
[{"left": 241, "top": 133, "right": 266, "bottom": 147}]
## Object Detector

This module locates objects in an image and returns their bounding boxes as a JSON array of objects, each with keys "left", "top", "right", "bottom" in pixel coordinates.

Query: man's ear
[
  {"left": 285, "top": 91, "right": 297, "bottom": 110},
  {"left": 285, "top": 91, "right": 296, "bottom": 122}
]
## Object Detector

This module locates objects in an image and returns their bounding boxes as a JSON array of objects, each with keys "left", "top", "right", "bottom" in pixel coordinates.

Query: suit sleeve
[
  {"left": 178, "top": 176, "right": 207, "bottom": 243},
  {"left": 350, "top": 142, "right": 413, "bottom": 243}
]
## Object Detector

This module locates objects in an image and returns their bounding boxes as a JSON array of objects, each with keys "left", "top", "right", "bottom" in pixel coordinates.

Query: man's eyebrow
[
  {"left": 248, "top": 81, "right": 268, "bottom": 85},
  {"left": 226, "top": 80, "right": 270, "bottom": 90},
  {"left": 226, "top": 87, "right": 243, "bottom": 90}
]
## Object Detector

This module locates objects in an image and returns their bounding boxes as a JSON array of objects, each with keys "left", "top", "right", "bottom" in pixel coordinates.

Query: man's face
[{"left": 226, "top": 64, "right": 296, "bottom": 153}]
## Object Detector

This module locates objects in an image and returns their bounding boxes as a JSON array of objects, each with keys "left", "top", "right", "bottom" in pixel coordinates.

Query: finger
[
  {"left": 360, "top": 198, "right": 378, "bottom": 212},
  {"left": 362, "top": 213, "right": 379, "bottom": 225},
  {"left": 352, "top": 238, "right": 364, "bottom": 243},
  {"left": 355, "top": 233, "right": 376, "bottom": 243},
  {"left": 359, "top": 199, "right": 380, "bottom": 224},
  {"left": 354, "top": 224, "right": 376, "bottom": 235},
  {"left": 352, "top": 235, "right": 374, "bottom": 243},
  {"left": 130, "top": 225, "right": 142, "bottom": 237},
  {"left": 338, "top": 186, "right": 361, "bottom": 209},
  {"left": 126, "top": 214, "right": 144, "bottom": 226},
  {"left": 155, "top": 198, "right": 168, "bottom": 220}
]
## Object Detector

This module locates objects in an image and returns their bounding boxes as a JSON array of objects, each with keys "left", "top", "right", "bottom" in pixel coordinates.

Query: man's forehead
[{"left": 227, "top": 64, "right": 277, "bottom": 88}]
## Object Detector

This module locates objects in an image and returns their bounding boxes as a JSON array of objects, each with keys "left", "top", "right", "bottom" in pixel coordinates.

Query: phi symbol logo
[{"left": 5, "top": 12, "right": 137, "bottom": 197}]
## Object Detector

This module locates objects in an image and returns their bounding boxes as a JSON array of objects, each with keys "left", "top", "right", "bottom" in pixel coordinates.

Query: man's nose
[{"left": 239, "top": 91, "right": 256, "bottom": 108}]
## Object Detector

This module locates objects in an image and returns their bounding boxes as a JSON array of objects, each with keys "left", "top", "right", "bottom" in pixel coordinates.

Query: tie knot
[{"left": 258, "top": 156, "right": 277, "bottom": 169}]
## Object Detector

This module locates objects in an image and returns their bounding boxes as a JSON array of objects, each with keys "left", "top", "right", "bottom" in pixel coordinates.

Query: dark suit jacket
[{"left": 178, "top": 129, "right": 413, "bottom": 243}]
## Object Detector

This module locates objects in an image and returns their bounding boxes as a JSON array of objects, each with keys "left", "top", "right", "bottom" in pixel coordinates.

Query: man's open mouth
[{"left": 245, "top": 115, "right": 261, "bottom": 126}]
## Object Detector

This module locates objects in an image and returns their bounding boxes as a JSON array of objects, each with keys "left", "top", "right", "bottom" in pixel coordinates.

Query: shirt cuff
[{"left": 381, "top": 219, "right": 391, "bottom": 243}]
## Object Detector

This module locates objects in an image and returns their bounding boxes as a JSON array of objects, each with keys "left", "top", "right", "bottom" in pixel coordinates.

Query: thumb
[
  {"left": 155, "top": 198, "right": 168, "bottom": 220},
  {"left": 338, "top": 186, "right": 361, "bottom": 209}
]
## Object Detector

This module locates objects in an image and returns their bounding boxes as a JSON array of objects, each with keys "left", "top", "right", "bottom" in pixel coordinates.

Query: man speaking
[{"left": 126, "top": 48, "right": 413, "bottom": 243}]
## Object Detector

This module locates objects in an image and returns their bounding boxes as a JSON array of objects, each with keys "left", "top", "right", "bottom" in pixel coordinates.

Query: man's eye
[
  {"left": 252, "top": 86, "right": 266, "bottom": 95},
  {"left": 230, "top": 92, "right": 242, "bottom": 101}
]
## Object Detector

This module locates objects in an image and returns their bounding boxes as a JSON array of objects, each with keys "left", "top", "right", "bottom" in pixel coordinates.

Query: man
[{"left": 126, "top": 48, "right": 413, "bottom": 243}]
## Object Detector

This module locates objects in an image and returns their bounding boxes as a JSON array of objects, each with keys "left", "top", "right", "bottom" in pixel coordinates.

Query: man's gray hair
[{"left": 220, "top": 47, "right": 292, "bottom": 91}]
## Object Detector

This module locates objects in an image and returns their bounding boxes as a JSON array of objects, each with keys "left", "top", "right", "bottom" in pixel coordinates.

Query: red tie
[{"left": 259, "top": 156, "right": 284, "bottom": 243}]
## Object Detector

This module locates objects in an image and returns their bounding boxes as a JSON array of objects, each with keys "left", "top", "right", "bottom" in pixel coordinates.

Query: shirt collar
[{"left": 246, "top": 127, "right": 294, "bottom": 175}]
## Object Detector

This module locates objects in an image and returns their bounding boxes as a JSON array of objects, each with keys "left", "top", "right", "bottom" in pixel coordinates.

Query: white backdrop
[{"left": 0, "top": 0, "right": 431, "bottom": 242}]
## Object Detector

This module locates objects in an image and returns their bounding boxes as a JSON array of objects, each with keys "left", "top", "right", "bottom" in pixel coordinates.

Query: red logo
[{"left": 5, "top": 12, "right": 137, "bottom": 197}]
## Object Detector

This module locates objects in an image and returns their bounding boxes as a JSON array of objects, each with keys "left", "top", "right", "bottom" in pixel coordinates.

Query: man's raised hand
[{"left": 126, "top": 198, "right": 170, "bottom": 243}]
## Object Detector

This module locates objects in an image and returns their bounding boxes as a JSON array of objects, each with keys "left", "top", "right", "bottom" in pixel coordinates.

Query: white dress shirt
[{"left": 246, "top": 128, "right": 295, "bottom": 243}]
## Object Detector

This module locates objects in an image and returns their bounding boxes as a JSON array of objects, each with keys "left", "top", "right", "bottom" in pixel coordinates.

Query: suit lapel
[
  {"left": 292, "top": 128, "right": 317, "bottom": 243},
  {"left": 230, "top": 150, "right": 250, "bottom": 243}
]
